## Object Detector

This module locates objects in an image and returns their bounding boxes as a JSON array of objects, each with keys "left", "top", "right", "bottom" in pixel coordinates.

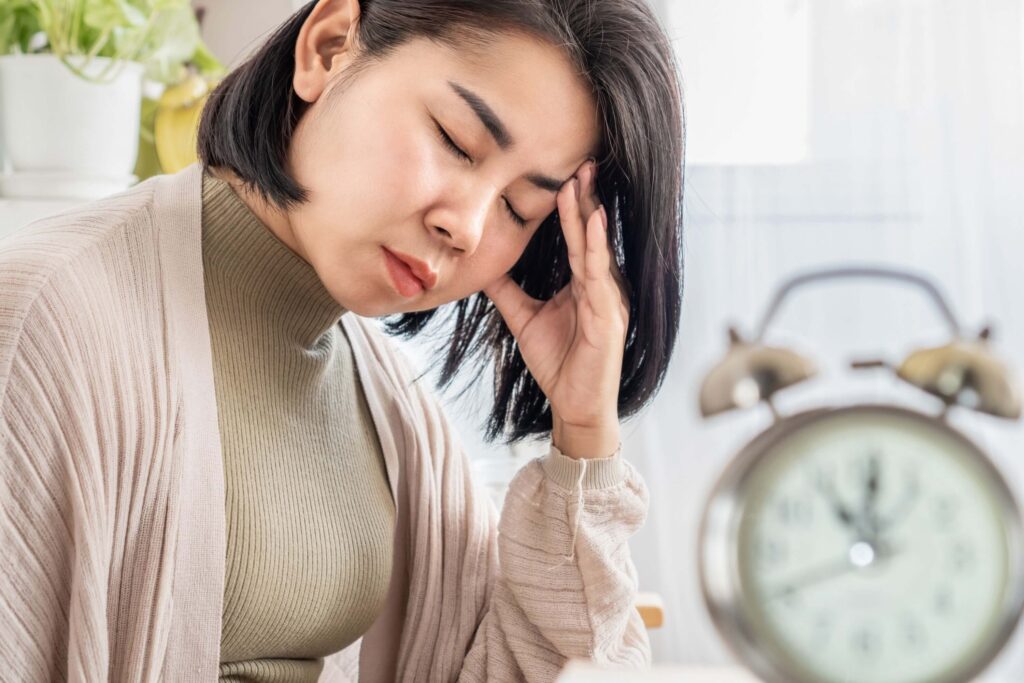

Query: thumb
[{"left": 483, "top": 273, "right": 542, "bottom": 338}]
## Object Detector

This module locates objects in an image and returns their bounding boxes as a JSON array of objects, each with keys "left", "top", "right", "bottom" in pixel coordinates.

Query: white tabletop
[
  {"left": 555, "top": 660, "right": 1015, "bottom": 683},
  {"left": 557, "top": 661, "right": 759, "bottom": 682}
]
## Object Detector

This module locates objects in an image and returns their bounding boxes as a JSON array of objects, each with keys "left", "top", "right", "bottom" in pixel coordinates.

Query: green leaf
[
  {"left": 189, "top": 42, "right": 224, "bottom": 78},
  {"left": 2, "top": 0, "right": 219, "bottom": 86},
  {"left": 81, "top": 0, "right": 124, "bottom": 33},
  {"left": 135, "top": 4, "right": 200, "bottom": 82},
  {"left": 0, "top": 0, "right": 42, "bottom": 54}
]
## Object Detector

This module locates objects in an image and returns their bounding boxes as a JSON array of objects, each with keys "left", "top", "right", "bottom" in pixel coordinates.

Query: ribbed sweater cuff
[{"left": 540, "top": 442, "right": 625, "bottom": 491}]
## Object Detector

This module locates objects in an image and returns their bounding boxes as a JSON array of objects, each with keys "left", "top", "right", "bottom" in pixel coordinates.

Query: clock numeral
[
  {"left": 901, "top": 614, "right": 927, "bottom": 650},
  {"left": 850, "top": 625, "right": 881, "bottom": 660},
  {"left": 949, "top": 540, "right": 975, "bottom": 573},
  {"left": 781, "top": 590, "right": 801, "bottom": 611},
  {"left": 754, "top": 538, "right": 788, "bottom": 567},
  {"left": 934, "top": 585, "right": 954, "bottom": 615},
  {"left": 811, "top": 611, "right": 833, "bottom": 648},
  {"left": 933, "top": 495, "right": 959, "bottom": 530},
  {"left": 776, "top": 496, "right": 814, "bottom": 526},
  {"left": 811, "top": 464, "right": 836, "bottom": 490}
]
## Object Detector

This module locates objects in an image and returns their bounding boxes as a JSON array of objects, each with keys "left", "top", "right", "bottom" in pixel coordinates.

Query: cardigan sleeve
[
  {"left": 0, "top": 294, "right": 106, "bottom": 682},
  {"left": 455, "top": 443, "right": 652, "bottom": 682},
  {"left": 0, "top": 229, "right": 183, "bottom": 683}
]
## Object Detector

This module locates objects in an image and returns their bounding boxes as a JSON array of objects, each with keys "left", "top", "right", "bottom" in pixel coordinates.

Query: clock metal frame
[{"left": 699, "top": 403, "right": 1024, "bottom": 683}]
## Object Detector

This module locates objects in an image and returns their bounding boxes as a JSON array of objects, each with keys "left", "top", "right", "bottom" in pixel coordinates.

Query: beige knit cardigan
[{"left": 0, "top": 163, "right": 651, "bottom": 682}]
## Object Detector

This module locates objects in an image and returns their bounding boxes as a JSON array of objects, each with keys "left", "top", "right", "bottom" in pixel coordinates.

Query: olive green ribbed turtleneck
[{"left": 200, "top": 169, "right": 395, "bottom": 683}]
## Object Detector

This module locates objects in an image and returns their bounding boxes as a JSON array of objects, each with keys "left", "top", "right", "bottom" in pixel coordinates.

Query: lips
[
  {"left": 382, "top": 247, "right": 439, "bottom": 298},
  {"left": 385, "top": 248, "right": 438, "bottom": 290}
]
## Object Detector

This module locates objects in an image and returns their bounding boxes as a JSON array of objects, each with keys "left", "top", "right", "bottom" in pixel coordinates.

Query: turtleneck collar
[{"left": 200, "top": 167, "right": 348, "bottom": 350}]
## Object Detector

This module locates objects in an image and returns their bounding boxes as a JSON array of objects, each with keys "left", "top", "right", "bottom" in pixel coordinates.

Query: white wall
[{"left": 192, "top": 0, "right": 295, "bottom": 68}]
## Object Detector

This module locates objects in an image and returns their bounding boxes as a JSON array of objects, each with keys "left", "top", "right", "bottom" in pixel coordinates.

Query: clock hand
[
  {"left": 766, "top": 540, "right": 899, "bottom": 601},
  {"left": 766, "top": 557, "right": 859, "bottom": 600},
  {"left": 861, "top": 452, "right": 882, "bottom": 539},
  {"left": 815, "top": 473, "right": 872, "bottom": 538}
]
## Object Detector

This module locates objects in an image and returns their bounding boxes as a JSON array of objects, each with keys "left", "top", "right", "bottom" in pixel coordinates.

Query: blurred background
[{"left": 2, "top": 0, "right": 1024, "bottom": 678}]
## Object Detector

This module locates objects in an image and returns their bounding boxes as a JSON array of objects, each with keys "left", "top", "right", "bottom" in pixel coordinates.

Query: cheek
[
  {"left": 465, "top": 233, "right": 532, "bottom": 283},
  {"left": 297, "top": 98, "right": 442, "bottom": 211},
  {"left": 351, "top": 124, "right": 429, "bottom": 202}
]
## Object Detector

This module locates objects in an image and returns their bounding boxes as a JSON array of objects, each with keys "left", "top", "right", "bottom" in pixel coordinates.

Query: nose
[{"left": 427, "top": 182, "right": 492, "bottom": 256}]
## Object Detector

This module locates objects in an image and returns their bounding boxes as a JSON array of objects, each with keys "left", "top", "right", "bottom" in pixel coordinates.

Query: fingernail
[
  {"left": 600, "top": 205, "right": 608, "bottom": 230},
  {"left": 572, "top": 178, "right": 580, "bottom": 200}
]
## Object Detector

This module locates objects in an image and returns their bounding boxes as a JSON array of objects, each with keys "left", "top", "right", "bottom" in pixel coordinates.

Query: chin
[
  {"left": 344, "top": 301, "right": 390, "bottom": 318},
  {"left": 347, "top": 299, "right": 427, "bottom": 318}
]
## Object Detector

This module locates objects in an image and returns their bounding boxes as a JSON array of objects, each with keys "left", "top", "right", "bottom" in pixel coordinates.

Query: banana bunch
[{"left": 154, "top": 71, "right": 216, "bottom": 173}]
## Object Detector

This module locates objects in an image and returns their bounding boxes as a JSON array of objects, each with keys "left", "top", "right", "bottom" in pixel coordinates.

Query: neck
[
  {"left": 206, "top": 165, "right": 311, "bottom": 265},
  {"left": 201, "top": 166, "right": 348, "bottom": 349}
]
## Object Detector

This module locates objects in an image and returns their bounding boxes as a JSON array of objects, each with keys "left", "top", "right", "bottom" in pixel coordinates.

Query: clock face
[{"left": 719, "top": 407, "right": 1021, "bottom": 683}]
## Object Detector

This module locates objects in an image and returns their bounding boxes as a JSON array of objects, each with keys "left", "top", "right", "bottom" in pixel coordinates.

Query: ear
[{"left": 293, "top": 0, "right": 362, "bottom": 103}]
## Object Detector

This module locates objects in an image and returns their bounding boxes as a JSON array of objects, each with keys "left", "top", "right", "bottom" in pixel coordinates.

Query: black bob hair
[{"left": 197, "top": 0, "right": 685, "bottom": 446}]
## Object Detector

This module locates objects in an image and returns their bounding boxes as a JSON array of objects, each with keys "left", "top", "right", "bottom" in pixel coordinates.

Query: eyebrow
[{"left": 448, "top": 80, "right": 570, "bottom": 194}]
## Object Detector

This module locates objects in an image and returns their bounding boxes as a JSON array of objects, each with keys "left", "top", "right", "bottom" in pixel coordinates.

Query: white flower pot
[{"left": 0, "top": 54, "right": 144, "bottom": 199}]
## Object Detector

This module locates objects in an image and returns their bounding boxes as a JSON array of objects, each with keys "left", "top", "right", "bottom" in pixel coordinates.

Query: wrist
[{"left": 552, "top": 414, "right": 620, "bottom": 460}]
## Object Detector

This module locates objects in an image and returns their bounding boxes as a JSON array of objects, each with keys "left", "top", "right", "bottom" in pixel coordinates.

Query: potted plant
[{"left": 0, "top": 0, "right": 222, "bottom": 199}]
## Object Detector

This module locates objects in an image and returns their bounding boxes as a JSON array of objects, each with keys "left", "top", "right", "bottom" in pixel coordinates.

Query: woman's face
[{"left": 280, "top": 15, "right": 601, "bottom": 318}]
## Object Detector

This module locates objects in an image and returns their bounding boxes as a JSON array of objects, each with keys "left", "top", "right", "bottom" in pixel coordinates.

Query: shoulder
[
  {"left": 0, "top": 179, "right": 159, "bottom": 311},
  {"left": 0, "top": 174, "right": 176, "bottom": 404},
  {"left": 0, "top": 163, "right": 202, "bottom": 323}
]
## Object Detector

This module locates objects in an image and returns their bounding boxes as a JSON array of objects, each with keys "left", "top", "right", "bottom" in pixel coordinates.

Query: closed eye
[
  {"left": 433, "top": 119, "right": 529, "bottom": 230},
  {"left": 434, "top": 120, "right": 471, "bottom": 162}
]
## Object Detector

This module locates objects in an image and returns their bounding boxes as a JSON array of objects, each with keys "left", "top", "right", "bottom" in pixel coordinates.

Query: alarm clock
[{"left": 698, "top": 266, "right": 1024, "bottom": 683}]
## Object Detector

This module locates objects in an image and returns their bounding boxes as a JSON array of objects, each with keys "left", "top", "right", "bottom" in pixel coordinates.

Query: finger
[
  {"left": 609, "top": 254, "right": 632, "bottom": 314},
  {"left": 602, "top": 209, "right": 631, "bottom": 304},
  {"left": 577, "top": 160, "right": 600, "bottom": 221},
  {"left": 603, "top": 208, "right": 632, "bottom": 318},
  {"left": 483, "top": 273, "right": 542, "bottom": 338},
  {"left": 577, "top": 162, "right": 608, "bottom": 285},
  {"left": 579, "top": 163, "right": 631, "bottom": 315},
  {"left": 584, "top": 204, "right": 622, "bottom": 323},
  {"left": 557, "top": 177, "right": 587, "bottom": 283}
]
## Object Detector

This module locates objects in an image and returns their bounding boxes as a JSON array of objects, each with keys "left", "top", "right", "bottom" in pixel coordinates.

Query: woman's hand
[{"left": 483, "top": 160, "right": 631, "bottom": 459}]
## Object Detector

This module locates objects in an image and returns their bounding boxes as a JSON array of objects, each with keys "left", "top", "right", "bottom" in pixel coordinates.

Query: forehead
[{"left": 393, "top": 31, "right": 601, "bottom": 164}]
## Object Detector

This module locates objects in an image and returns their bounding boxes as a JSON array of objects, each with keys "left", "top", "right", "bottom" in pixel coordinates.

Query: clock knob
[{"left": 699, "top": 326, "right": 818, "bottom": 418}]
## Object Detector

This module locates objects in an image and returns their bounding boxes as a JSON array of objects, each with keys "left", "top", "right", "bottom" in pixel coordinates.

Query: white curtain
[{"left": 389, "top": 0, "right": 1024, "bottom": 675}]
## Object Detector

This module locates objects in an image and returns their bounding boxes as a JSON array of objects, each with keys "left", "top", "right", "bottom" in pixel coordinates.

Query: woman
[{"left": 0, "top": 0, "right": 683, "bottom": 680}]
